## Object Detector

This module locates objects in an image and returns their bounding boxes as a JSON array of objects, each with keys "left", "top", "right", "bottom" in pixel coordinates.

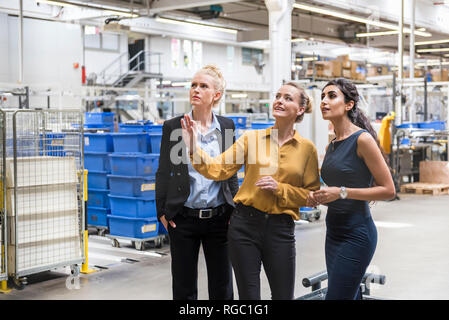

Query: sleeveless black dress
[{"left": 320, "top": 129, "right": 377, "bottom": 300}]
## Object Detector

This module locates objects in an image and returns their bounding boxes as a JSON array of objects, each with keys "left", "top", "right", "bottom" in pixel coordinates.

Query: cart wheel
[
  {"left": 155, "top": 237, "right": 163, "bottom": 249},
  {"left": 314, "top": 211, "right": 321, "bottom": 221},
  {"left": 8, "top": 277, "right": 26, "bottom": 291},
  {"left": 70, "top": 264, "right": 80, "bottom": 277},
  {"left": 163, "top": 235, "right": 170, "bottom": 244},
  {"left": 134, "top": 241, "right": 145, "bottom": 251},
  {"left": 112, "top": 239, "right": 120, "bottom": 248},
  {"left": 98, "top": 229, "right": 106, "bottom": 237}
]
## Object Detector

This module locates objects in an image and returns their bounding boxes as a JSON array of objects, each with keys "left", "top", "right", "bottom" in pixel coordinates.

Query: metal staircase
[
  {"left": 90, "top": 51, "right": 163, "bottom": 122},
  {"left": 98, "top": 50, "right": 163, "bottom": 87}
]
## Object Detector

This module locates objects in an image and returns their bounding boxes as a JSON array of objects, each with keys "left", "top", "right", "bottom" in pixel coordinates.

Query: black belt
[
  {"left": 236, "top": 203, "right": 291, "bottom": 220},
  {"left": 183, "top": 204, "right": 227, "bottom": 219}
]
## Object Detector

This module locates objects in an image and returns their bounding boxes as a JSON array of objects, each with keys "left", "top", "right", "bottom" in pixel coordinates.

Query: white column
[
  {"left": 395, "top": 0, "right": 404, "bottom": 126},
  {"left": 447, "top": 85, "right": 449, "bottom": 127},
  {"left": 265, "top": 0, "right": 294, "bottom": 117},
  {"left": 409, "top": 0, "right": 416, "bottom": 123},
  {"left": 18, "top": 0, "right": 24, "bottom": 84}
]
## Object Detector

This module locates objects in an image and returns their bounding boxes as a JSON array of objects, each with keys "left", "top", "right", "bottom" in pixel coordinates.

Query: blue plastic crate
[
  {"left": 39, "top": 133, "right": 65, "bottom": 156},
  {"left": 85, "top": 152, "right": 111, "bottom": 172},
  {"left": 108, "top": 215, "right": 159, "bottom": 239},
  {"left": 108, "top": 194, "right": 157, "bottom": 218},
  {"left": 417, "top": 121, "right": 446, "bottom": 130},
  {"left": 396, "top": 123, "right": 419, "bottom": 129},
  {"left": 84, "top": 133, "right": 113, "bottom": 152},
  {"left": 149, "top": 124, "right": 163, "bottom": 134},
  {"left": 87, "top": 207, "right": 110, "bottom": 228},
  {"left": 109, "top": 153, "right": 159, "bottom": 176},
  {"left": 119, "top": 121, "right": 153, "bottom": 133},
  {"left": 88, "top": 170, "right": 109, "bottom": 189},
  {"left": 85, "top": 112, "right": 115, "bottom": 124},
  {"left": 251, "top": 122, "right": 275, "bottom": 130},
  {"left": 87, "top": 188, "right": 110, "bottom": 209},
  {"left": 149, "top": 133, "right": 162, "bottom": 154},
  {"left": 84, "top": 123, "right": 115, "bottom": 132},
  {"left": 6, "top": 138, "right": 38, "bottom": 157},
  {"left": 227, "top": 116, "right": 247, "bottom": 129},
  {"left": 112, "top": 133, "right": 151, "bottom": 153},
  {"left": 108, "top": 175, "right": 155, "bottom": 199},
  {"left": 300, "top": 207, "right": 315, "bottom": 212}
]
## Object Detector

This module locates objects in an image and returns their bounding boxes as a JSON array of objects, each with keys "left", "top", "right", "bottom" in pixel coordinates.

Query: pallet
[{"left": 400, "top": 183, "right": 449, "bottom": 195}]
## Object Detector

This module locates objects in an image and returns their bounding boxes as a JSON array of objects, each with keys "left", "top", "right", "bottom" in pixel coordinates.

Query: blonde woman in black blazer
[{"left": 155, "top": 65, "right": 238, "bottom": 300}]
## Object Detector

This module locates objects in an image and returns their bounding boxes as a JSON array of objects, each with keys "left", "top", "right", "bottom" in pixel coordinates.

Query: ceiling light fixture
[
  {"left": 155, "top": 17, "right": 238, "bottom": 34},
  {"left": 356, "top": 30, "right": 400, "bottom": 37},
  {"left": 415, "top": 61, "right": 449, "bottom": 67},
  {"left": 171, "top": 81, "right": 191, "bottom": 87},
  {"left": 36, "top": 0, "right": 77, "bottom": 8},
  {"left": 293, "top": 2, "right": 431, "bottom": 37},
  {"left": 415, "top": 39, "right": 449, "bottom": 46},
  {"left": 295, "top": 57, "right": 318, "bottom": 62},
  {"left": 292, "top": 38, "right": 307, "bottom": 42},
  {"left": 231, "top": 93, "right": 248, "bottom": 98},
  {"left": 416, "top": 47, "right": 449, "bottom": 53},
  {"left": 36, "top": 0, "right": 138, "bottom": 17}
]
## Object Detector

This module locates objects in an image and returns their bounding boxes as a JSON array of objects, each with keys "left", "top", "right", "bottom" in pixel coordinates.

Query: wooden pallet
[{"left": 400, "top": 183, "right": 449, "bottom": 195}]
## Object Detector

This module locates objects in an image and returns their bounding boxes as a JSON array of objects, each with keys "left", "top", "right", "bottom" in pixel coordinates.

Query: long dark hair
[{"left": 323, "top": 78, "right": 388, "bottom": 164}]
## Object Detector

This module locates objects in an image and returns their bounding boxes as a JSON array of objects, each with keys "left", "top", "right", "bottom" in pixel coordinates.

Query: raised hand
[{"left": 180, "top": 114, "right": 198, "bottom": 154}]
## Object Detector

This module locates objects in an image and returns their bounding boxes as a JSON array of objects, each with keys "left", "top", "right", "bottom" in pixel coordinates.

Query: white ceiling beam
[{"left": 148, "top": 0, "right": 242, "bottom": 14}]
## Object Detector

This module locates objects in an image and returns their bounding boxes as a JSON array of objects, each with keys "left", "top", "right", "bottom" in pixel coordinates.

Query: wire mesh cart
[
  {"left": 0, "top": 110, "right": 8, "bottom": 283},
  {"left": 296, "top": 270, "right": 387, "bottom": 300},
  {"left": 3, "top": 109, "right": 85, "bottom": 289}
]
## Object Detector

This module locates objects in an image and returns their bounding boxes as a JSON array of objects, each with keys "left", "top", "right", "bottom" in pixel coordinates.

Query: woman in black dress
[{"left": 307, "top": 78, "right": 395, "bottom": 300}]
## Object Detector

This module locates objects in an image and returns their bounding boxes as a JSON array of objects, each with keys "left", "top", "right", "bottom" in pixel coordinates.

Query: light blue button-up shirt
[{"left": 184, "top": 111, "right": 226, "bottom": 209}]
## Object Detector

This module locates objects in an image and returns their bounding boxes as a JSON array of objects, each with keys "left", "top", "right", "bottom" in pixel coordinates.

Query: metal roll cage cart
[
  {"left": 1, "top": 109, "right": 86, "bottom": 290},
  {"left": 0, "top": 110, "right": 11, "bottom": 293},
  {"left": 297, "top": 270, "right": 387, "bottom": 300},
  {"left": 392, "top": 79, "right": 449, "bottom": 185}
]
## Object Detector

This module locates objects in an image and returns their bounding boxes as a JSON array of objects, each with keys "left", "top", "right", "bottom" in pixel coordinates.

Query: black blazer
[{"left": 155, "top": 115, "right": 239, "bottom": 221}]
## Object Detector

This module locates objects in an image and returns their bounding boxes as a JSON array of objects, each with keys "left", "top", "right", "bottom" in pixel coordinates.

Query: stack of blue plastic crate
[
  {"left": 107, "top": 121, "right": 166, "bottom": 240},
  {"left": 84, "top": 112, "right": 115, "bottom": 132},
  {"left": 85, "top": 132, "right": 114, "bottom": 230}
]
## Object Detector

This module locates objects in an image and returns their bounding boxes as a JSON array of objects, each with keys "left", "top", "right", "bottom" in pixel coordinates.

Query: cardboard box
[
  {"left": 367, "top": 66, "right": 390, "bottom": 77},
  {"left": 305, "top": 68, "right": 314, "bottom": 77},
  {"left": 342, "top": 69, "right": 351, "bottom": 78},
  {"left": 331, "top": 60, "right": 342, "bottom": 77},
  {"left": 419, "top": 161, "right": 449, "bottom": 184},
  {"left": 430, "top": 69, "right": 449, "bottom": 81},
  {"left": 337, "top": 55, "right": 351, "bottom": 68},
  {"left": 404, "top": 70, "right": 425, "bottom": 78}
]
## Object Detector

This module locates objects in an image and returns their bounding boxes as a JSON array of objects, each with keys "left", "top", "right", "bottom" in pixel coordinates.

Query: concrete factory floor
[{"left": 1, "top": 193, "right": 448, "bottom": 300}]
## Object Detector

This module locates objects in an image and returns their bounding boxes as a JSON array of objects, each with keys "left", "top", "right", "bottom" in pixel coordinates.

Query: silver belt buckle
[{"left": 199, "top": 209, "right": 213, "bottom": 219}]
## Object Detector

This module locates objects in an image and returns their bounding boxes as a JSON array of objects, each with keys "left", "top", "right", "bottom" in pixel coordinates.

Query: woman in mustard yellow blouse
[{"left": 181, "top": 82, "right": 320, "bottom": 300}]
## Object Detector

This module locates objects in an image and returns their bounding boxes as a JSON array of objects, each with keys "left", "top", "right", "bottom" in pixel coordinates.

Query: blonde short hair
[{"left": 195, "top": 64, "right": 225, "bottom": 106}]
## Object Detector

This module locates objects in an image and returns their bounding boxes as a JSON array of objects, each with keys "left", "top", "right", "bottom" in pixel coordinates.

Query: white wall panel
[{"left": 0, "top": 13, "right": 9, "bottom": 82}]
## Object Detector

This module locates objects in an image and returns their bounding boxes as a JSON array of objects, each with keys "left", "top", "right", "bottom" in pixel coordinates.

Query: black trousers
[
  {"left": 167, "top": 211, "right": 233, "bottom": 300},
  {"left": 228, "top": 204, "right": 296, "bottom": 300}
]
